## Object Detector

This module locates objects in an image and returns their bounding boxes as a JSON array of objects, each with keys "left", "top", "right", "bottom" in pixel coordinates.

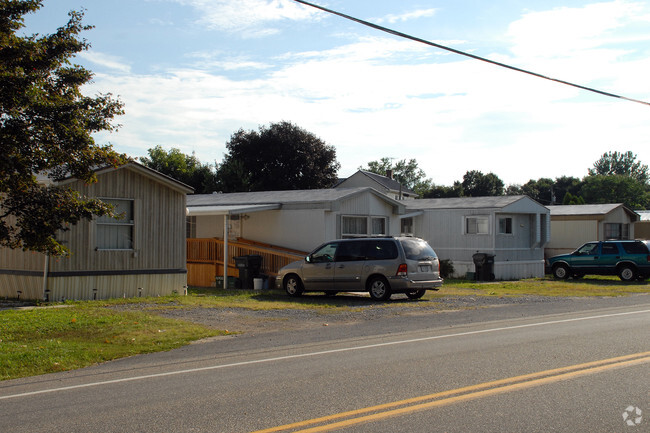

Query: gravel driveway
[{"left": 136, "top": 293, "right": 573, "bottom": 334}]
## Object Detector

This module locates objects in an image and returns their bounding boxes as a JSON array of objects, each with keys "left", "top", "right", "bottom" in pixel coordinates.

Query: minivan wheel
[
  {"left": 618, "top": 265, "right": 637, "bottom": 282},
  {"left": 552, "top": 264, "right": 570, "bottom": 279},
  {"left": 406, "top": 289, "right": 426, "bottom": 300},
  {"left": 368, "top": 276, "right": 391, "bottom": 301},
  {"left": 284, "top": 275, "right": 304, "bottom": 297}
]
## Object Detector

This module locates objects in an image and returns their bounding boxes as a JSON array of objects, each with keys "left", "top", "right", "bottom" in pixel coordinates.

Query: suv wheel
[
  {"left": 368, "top": 276, "right": 391, "bottom": 301},
  {"left": 406, "top": 289, "right": 426, "bottom": 300},
  {"left": 618, "top": 265, "right": 637, "bottom": 282},
  {"left": 284, "top": 275, "right": 304, "bottom": 297},
  {"left": 552, "top": 264, "right": 570, "bottom": 279}
]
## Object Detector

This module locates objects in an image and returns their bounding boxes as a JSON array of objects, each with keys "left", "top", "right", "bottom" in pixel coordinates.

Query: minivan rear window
[{"left": 401, "top": 238, "right": 437, "bottom": 261}]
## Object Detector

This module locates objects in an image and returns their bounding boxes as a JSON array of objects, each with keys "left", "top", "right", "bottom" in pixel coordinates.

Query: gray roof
[
  {"left": 547, "top": 204, "right": 625, "bottom": 216},
  {"left": 358, "top": 170, "right": 417, "bottom": 195},
  {"left": 637, "top": 210, "right": 650, "bottom": 221},
  {"left": 404, "top": 195, "right": 534, "bottom": 210},
  {"left": 187, "top": 187, "right": 399, "bottom": 207}
]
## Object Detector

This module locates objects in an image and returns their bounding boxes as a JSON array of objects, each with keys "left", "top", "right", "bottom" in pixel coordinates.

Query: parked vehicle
[
  {"left": 275, "top": 237, "right": 443, "bottom": 301},
  {"left": 547, "top": 240, "right": 650, "bottom": 281}
]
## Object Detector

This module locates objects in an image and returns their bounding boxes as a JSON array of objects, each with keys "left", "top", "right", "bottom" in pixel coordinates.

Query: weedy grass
[{"left": 0, "top": 302, "right": 222, "bottom": 381}]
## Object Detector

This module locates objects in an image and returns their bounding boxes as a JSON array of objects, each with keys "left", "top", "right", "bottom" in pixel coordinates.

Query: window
[
  {"left": 401, "top": 217, "right": 413, "bottom": 236},
  {"left": 498, "top": 217, "right": 512, "bottom": 234},
  {"left": 342, "top": 216, "right": 367, "bottom": 236},
  {"left": 371, "top": 217, "right": 386, "bottom": 235},
  {"left": 601, "top": 243, "right": 619, "bottom": 255},
  {"left": 341, "top": 216, "right": 388, "bottom": 237},
  {"left": 364, "top": 240, "right": 398, "bottom": 260},
  {"left": 604, "top": 223, "right": 629, "bottom": 240},
  {"left": 96, "top": 199, "right": 134, "bottom": 250},
  {"left": 466, "top": 216, "right": 489, "bottom": 235}
]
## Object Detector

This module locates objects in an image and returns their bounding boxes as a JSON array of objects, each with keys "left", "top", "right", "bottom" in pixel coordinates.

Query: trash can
[
  {"left": 472, "top": 253, "right": 495, "bottom": 281},
  {"left": 234, "top": 255, "right": 262, "bottom": 290}
]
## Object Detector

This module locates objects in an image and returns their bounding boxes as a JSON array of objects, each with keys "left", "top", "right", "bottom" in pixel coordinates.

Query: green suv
[{"left": 547, "top": 240, "right": 650, "bottom": 281}]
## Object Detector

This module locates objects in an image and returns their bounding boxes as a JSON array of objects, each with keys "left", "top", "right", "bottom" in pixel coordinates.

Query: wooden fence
[{"left": 186, "top": 238, "right": 306, "bottom": 287}]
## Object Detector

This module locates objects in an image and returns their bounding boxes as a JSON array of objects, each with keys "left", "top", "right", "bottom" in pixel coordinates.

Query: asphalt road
[{"left": 1, "top": 294, "right": 649, "bottom": 432}]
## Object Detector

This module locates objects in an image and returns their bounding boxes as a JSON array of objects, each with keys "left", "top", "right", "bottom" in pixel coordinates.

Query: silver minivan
[{"left": 275, "top": 237, "right": 443, "bottom": 301}]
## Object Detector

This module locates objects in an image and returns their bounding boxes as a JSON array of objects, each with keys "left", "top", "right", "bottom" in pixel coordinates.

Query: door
[
  {"left": 569, "top": 242, "right": 601, "bottom": 273},
  {"left": 333, "top": 241, "right": 366, "bottom": 291},
  {"left": 301, "top": 242, "right": 337, "bottom": 290}
]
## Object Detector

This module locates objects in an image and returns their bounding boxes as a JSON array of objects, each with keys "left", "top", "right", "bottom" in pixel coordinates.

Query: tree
[
  {"left": 139, "top": 146, "right": 218, "bottom": 194},
  {"left": 423, "top": 181, "right": 463, "bottom": 198},
  {"left": 217, "top": 121, "right": 340, "bottom": 192},
  {"left": 361, "top": 157, "right": 433, "bottom": 197},
  {"left": 461, "top": 170, "right": 504, "bottom": 197},
  {"left": 588, "top": 151, "right": 649, "bottom": 184},
  {"left": 1, "top": 1, "right": 126, "bottom": 256},
  {"left": 580, "top": 175, "right": 649, "bottom": 209}
]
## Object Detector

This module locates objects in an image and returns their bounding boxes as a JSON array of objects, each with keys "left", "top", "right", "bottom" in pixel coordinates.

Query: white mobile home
[{"left": 405, "top": 196, "right": 550, "bottom": 280}]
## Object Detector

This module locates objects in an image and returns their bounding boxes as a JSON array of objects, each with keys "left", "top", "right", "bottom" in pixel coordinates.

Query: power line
[{"left": 293, "top": 0, "right": 650, "bottom": 107}]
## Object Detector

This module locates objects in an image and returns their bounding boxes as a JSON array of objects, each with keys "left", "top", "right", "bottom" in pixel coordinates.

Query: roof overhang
[{"left": 186, "top": 204, "right": 281, "bottom": 216}]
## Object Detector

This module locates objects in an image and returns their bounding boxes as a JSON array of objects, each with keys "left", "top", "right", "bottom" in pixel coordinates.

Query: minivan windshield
[{"left": 401, "top": 238, "right": 437, "bottom": 261}]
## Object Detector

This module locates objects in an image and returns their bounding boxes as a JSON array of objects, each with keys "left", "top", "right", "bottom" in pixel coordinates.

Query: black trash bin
[
  {"left": 234, "top": 255, "right": 262, "bottom": 290},
  {"left": 472, "top": 253, "right": 495, "bottom": 281}
]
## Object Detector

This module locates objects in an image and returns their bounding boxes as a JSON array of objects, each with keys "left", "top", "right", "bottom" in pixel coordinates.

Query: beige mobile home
[
  {"left": 0, "top": 163, "right": 193, "bottom": 301},
  {"left": 186, "top": 187, "right": 406, "bottom": 286},
  {"left": 546, "top": 204, "right": 639, "bottom": 258}
]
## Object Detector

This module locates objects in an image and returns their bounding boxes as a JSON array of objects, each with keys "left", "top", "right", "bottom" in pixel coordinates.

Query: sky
[{"left": 21, "top": 0, "right": 650, "bottom": 187}]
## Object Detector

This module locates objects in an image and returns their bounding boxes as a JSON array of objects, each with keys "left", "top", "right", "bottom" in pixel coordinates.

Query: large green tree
[
  {"left": 580, "top": 175, "right": 649, "bottom": 209},
  {"left": 139, "top": 146, "right": 217, "bottom": 194},
  {"left": 217, "top": 121, "right": 340, "bottom": 192},
  {"left": 461, "top": 170, "right": 504, "bottom": 197},
  {"left": 361, "top": 157, "right": 433, "bottom": 197},
  {"left": 0, "top": 1, "right": 126, "bottom": 255},
  {"left": 588, "top": 151, "right": 649, "bottom": 184}
]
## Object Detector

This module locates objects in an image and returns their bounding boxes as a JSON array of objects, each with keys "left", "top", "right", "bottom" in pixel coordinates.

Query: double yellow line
[{"left": 253, "top": 351, "right": 650, "bottom": 433}]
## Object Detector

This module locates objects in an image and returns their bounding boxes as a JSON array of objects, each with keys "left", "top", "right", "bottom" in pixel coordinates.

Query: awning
[{"left": 186, "top": 204, "right": 281, "bottom": 216}]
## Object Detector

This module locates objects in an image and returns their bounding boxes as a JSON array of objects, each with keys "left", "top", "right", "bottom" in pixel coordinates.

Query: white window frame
[
  {"left": 465, "top": 215, "right": 489, "bottom": 235},
  {"left": 400, "top": 217, "right": 414, "bottom": 236},
  {"left": 96, "top": 198, "right": 134, "bottom": 250},
  {"left": 341, "top": 215, "right": 388, "bottom": 237}
]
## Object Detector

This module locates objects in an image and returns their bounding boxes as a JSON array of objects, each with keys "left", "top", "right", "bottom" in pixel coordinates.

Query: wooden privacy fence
[{"left": 186, "top": 238, "right": 306, "bottom": 287}]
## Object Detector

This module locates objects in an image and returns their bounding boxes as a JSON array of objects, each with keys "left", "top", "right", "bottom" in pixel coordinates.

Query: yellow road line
[{"left": 252, "top": 351, "right": 650, "bottom": 433}]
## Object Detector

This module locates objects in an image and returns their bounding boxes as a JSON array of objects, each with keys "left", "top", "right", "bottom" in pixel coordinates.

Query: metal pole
[{"left": 223, "top": 214, "right": 229, "bottom": 289}]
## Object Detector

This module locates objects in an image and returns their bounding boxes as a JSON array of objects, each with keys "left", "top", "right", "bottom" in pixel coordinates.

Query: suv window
[
  {"left": 364, "top": 240, "right": 398, "bottom": 260},
  {"left": 400, "top": 238, "right": 438, "bottom": 260},
  {"left": 601, "top": 243, "right": 619, "bottom": 255},
  {"left": 310, "top": 243, "right": 337, "bottom": 263},
  {"left": 621, "top": 241, "right": 650, "bottom": 254},
  {"left": 576, "top": 243, "right": 598, "bottom": 255}
]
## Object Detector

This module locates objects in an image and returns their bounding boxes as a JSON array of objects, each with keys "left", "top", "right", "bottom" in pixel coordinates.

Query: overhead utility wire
[{"left": 293, "top": 0, "right": 650, "bottom": 107}]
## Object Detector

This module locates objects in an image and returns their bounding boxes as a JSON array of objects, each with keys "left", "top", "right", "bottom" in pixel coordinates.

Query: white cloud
[
  {"left": 80, "top": 51, "right": 131, "bottom": 74},
  {"left": 172, "top": 0, "right": 320, "bottom": 35},
  {"left": 375, "top": 8, "right": 438, "bottom": 24}
]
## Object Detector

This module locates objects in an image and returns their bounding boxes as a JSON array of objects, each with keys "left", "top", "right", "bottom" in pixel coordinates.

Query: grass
[{"left": 1, "top": 276, "right": 648, "bottom": 381}]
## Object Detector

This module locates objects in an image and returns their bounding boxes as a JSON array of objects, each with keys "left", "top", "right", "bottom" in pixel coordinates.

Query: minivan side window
[
  {"left": 310, "top": 243, "right": 337, "bottom": 263},
  {"left": 335, "top": 241, "right": 366, "bottom": 262},
  {"left": 364, "top": 240, "right": 398, "bottom": 260}
]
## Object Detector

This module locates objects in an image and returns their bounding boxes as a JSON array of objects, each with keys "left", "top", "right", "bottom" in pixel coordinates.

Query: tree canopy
[
  {"left": 461, "top": 170, "right": 505, "bottom": 197},
  {"left": 361, "top": 157, "right": 433, "bottom": 197},
  {"left": 588, "top": 151, "right": 649, "bottom": 184},
  {"left": 139, "top": 146, "right": 217, "bottom": 194},
  {"left": 218, "top": 121, "right": 340, "bottom": 192},
  {"left": 0, "top": 1, "right": 126, "bottom": 255}
]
